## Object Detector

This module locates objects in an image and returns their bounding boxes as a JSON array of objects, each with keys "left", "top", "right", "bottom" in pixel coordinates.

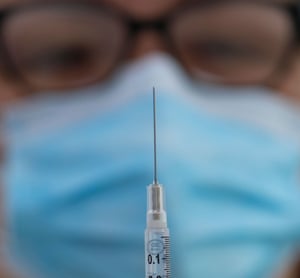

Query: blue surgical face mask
[{"left": 2, "top": 54, "right": 300, "bottom": 278}]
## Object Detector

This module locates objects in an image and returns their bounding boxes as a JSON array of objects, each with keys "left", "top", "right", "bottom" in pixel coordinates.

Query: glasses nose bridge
[
  {"left": 129, "top": 19, "right": 166, "bottom": 36},
  {"left": 127, "top": 19, "right": 170, "bottom": 60}
]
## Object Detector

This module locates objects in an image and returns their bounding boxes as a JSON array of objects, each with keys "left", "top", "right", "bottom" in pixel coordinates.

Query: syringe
[{"left": 145, "top": 87, "right": 171, "bottom": 278}]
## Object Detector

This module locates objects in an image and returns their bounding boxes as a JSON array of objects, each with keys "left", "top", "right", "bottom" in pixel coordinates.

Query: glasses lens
[
  {"left": 3, "top": 5, "right": 128, "bottom": 89},
  {"left": 169, "top": 3, "right": 295, "bottom": 84}
]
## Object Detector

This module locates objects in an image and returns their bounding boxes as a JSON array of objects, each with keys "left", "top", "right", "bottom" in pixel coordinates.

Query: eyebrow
[
  {"left": 0, "top": 0, "right": 101, "bottom": 8},
  {"left": 186, "top": 0, "right": 297, "bottom": 3}
]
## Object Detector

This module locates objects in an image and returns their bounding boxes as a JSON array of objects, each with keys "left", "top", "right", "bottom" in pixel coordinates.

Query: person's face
[
  {"left": 0, "top": 3, "right": 299, "bottom": 278},
  {"left": 0, "top": 0, "right": 299, "bottom": 106}
]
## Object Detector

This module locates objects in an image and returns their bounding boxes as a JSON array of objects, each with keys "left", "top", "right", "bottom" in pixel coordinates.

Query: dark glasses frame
[{"left": 0, "top": 0, "right": 299, "bottom": 88}]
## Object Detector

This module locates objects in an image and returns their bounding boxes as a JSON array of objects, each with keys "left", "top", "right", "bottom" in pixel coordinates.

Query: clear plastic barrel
[{"left": 145, "top": 228, "right": 171, "bottom": 278}]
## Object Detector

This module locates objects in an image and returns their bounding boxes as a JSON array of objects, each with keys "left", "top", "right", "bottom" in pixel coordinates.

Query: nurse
[{"left": 0, "top": 0, "right": 300, "bottom": 277}]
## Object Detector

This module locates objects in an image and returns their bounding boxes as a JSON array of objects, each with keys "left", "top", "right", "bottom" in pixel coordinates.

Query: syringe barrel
[
  {"left": 147, "top": 184, "right": 167, "bottom": 228},
  {"left": 145, "top": 228, "right": 171, "bottom": 278}
]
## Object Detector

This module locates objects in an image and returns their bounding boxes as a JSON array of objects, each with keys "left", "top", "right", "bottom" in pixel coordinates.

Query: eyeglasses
[{"left": 0, "top": 1, "right": 299, "bottom": 90}]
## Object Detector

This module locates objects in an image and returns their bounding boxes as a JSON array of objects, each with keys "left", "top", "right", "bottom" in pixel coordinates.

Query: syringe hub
[{"left": 147, "top": 183, "right": 167, "bottom": 228}]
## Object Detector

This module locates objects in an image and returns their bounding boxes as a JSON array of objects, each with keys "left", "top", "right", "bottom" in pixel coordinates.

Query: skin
[{"left": 0, "top": 0, "right": 299, "bottom": 277}]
